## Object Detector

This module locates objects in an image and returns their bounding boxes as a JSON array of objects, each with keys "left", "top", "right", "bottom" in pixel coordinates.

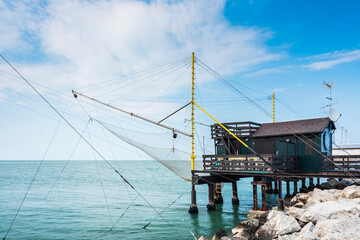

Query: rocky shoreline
[{"left": 198, "top": 178, "right": 360, "bottom": 240}]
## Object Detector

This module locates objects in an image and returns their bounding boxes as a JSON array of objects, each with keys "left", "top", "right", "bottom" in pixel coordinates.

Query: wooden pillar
[
  {"left": 268, "top": 181, "right": 274, "bottom": 193},
  {"left": 207, "top": 184, "right": 216, "bottom": 211},
  {"left": 261, "top": 184, "right": 268, "bottom": 211},
  {"left": 300, "top": 178, "right": 308, "bottom": 193},
  {"left": 189, "top": 183, "right": 198, "bottom": 214},
  {"left": 277, "top": 180, "right": 284, "bottom": 211},
  {"left": 292, "top": 180, "right": 298, "bottom": 197},
  {"left": 308, "top": 178, "right": 314, "bottom": 190},
  {"left": 273, "top": 181, "right": 279, "bottom": 194},
  {"left": 315, "top": 177, "right": 321, "bottom": 188},
  {"left": 232, "top": 182, "right": 240, "bottom": 205},
  {"left": 252, "top": 184, "right": 259, "bottom": 210},
  {"left": 285, "top": 180, "right": 291, "bottom": 199}
]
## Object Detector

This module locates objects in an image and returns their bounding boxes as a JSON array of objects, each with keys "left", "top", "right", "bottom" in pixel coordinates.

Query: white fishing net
[{"left": 95, "top": 119, "right": 204, "bottom": 181}]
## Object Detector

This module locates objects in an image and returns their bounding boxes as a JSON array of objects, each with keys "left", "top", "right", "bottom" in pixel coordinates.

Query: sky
[{"left": 1, "top": 0, "right": 360, "bottom": 161}]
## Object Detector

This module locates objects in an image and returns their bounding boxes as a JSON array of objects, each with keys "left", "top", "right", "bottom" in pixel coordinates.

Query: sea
[{"left": 0, "top": 160, "right": 284, "bottom": 240}]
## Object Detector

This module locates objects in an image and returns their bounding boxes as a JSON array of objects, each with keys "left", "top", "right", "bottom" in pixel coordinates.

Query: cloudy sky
[{"left": 1, "top": 0, "right": 360, "bottom": 160}]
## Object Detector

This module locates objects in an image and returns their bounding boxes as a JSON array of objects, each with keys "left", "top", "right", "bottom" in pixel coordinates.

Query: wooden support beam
[
  {"left": 252, "top": 184, "right": 259, "bottom": 210},
  {"left": 189, "top": 183, "right": 198, "bottom": 214},
  {"left": 300, "top": 178, "right": 308, "bottom": 193},
  {"left": 207, "top": 184, "right": 216, "bottom": 211},
  {"left": 261, "top": 185, "right": 268, "bottom": 211},
  {"left": 232, "top": 182, "right": 240, "bottom": 205},
  {"left": 292, "top": 180, "right": 298, "bottom": 197},
  {"left": 278, "top": 180, "right": 284, "bottom": 211},
  {"left": 273, "top": 181, "right": 279, "bottom": 194},
  {"left": 285, "top": 180, "right": 291, "bottom": 199}
]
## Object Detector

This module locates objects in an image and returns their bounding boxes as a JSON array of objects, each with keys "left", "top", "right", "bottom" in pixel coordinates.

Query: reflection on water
[{"left": 0, "top": 160, "right": 282, "bottom": 239}]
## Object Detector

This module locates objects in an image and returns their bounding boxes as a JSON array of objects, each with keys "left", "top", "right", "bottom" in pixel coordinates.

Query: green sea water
[{"left": 0, "top": 160, "right": 282, "bottom": 239}]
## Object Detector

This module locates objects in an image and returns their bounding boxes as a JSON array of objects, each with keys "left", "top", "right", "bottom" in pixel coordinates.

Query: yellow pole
[
  {"left": 193, "top": 101, "right": 248, "bottom": 148},
  {"left": 191, "top": 52, "right": 196, "bottom": 171},
  {"left": 272, "top": 92, "right": 275, "bottom": 123}
]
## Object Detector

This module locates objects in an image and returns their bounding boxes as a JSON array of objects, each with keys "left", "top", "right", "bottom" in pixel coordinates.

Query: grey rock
[
  {"left": 340, "top": 185, "right": 360, "bottom": 199},
  {"left": 255, "top": 211, "right": 301, "bottom": 239},
  {"left": 314, "top": 218, "right": 360, "bottom": 239},
  {"left": 232, "top": 219, "right": 259, "bottom": 239},
  {"left": 212, "top": 229, "right": 227, "bottom": 240}
]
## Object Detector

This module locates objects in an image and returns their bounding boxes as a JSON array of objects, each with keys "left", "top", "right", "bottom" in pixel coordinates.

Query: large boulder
[
  {"left": 212, "top": 229, "right": 227, "bottom": 240},
  {"left": 340, "top": 185, "right": 360, "bottom": 199},
  {"left": 232, "top": 219, "right": 259, "bottom": 240},
  {"left": 287, "top": 207, "right": 305, "bottom": 221},
  {"left": 255, "top": 211, "right": 301, "bottom": 239},
  {"left": 305, "top": 188, "right": 340, "bottom": 206},
  {"left": 299, "top": 199, "right": 360, "bottom": 224},
  {"left": 314, "top": 218, "right": 360, "bottom": 239}
]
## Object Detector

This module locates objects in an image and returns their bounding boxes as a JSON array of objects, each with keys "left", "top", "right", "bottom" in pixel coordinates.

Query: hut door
[{"left": 276, "top": 139, "right": 295, "bottom": 156}]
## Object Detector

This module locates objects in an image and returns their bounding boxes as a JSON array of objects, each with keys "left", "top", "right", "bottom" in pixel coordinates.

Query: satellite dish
[{"left": 329, "top": 109, "right": 341, "bottom": 122}]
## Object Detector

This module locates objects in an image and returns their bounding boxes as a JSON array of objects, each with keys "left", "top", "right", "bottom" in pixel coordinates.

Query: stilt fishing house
[{"left": 205, "top": 117, "right": 335, "bottom": 173}]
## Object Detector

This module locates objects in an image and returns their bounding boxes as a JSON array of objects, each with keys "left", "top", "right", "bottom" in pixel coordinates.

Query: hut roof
[{"left": 252, "top": 117, "right": 334, "bottom": 138}]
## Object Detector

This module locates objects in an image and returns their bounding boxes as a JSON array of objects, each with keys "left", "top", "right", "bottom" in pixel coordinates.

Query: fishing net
[{"left": 94, "top": 119, "right": 205, "bottom": 181}]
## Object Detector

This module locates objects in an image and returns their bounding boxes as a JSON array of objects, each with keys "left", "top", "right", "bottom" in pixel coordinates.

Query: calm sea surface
[{"left": 0, "top": 160, "right": 282, "bottom": 239}]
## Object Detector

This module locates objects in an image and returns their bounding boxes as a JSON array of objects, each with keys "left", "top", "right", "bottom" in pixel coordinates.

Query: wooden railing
[
  {"left": 322, "top": 155, "right": 360, "bottom": 172},
  {"left": 270, "top": 155, "right": 300, "bottom": 173},
  {"left": 203, "top": 154, "right": 299, "bottom": 173}
]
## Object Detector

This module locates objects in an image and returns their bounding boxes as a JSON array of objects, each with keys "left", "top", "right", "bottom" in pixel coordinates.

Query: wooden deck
[{"left": 194, "top": 154, "right": 360, "bottom": 184}]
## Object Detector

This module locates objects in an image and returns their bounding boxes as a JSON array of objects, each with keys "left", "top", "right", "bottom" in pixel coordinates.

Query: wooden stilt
[
  {"left": 252, "top": 184, "right": 259, "bottom": 210},
  {"left": 285, "top": 180, "right": 291, "bottom": 199},
  {"left": 300, "top": 178, "right": 308, "bottom": 193},
  {"left": 315, "top": 177, "right": 321, "bottom": 188},
  {"left": 278, "top": 180, "right": 284, "bottom": 211},
  {"left": 308, "top": 178, "right": 315, "bottom": 190},
  {"left": 189, "top": 182, "right": 198, "bottom": 214},
  {"left": 207, "top": 184, "right": 216, "bottom": 211},
  {"left": 232, "top": 182, "right": 240, "bottom": 205},
  {"left": 292, "top": 180, "right": 298, "bottom": 197},
  {"left": 261, "top": 184, "right": 268, "bottom": 211},
  {"left": 273, "top": 181, "right": 279, "bottom": 194}
]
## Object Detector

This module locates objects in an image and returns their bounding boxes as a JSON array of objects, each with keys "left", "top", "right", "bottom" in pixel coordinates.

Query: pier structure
[{"left": 189, "top": 119, "right": 360, "bottom": 213}]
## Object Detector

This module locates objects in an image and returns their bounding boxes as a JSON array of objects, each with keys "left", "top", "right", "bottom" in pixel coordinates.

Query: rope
[
  {"left": 0, "top": 54, "right": 185, "bottom": 240},
  {"left": 44, "top": 119, "right": 91, "bottom": 199},
  {"left": 2, "top": 95, "right": 70, "bottom": 240}
]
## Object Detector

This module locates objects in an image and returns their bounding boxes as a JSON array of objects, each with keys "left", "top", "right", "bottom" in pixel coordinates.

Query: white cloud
[
  {"left": 305, "top": 49, "right": 360, "bottom": 70},
  {"left": 1, "top": 0, "right": 280, "bottom": 93},
  {"left": 243, "top": 66, "right": 285, "bottom": 78}
]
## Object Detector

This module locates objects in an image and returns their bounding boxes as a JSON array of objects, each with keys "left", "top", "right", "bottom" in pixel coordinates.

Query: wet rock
[
  {"left": 247, "top": 210, "right": 268, "bottom": 225},
  {"left": 340, "top": 185, "right": 360, "bottom": 199},
  {"left": 255, "top": 211, "right": 300, "bottom": 239},
  {"left": 299, "top": 199, "right": 360, "bottom": 223},
  {"left": 212, "top": 229, "right": 227, "bottom": 240},
  {"left": 199, "top": 236, "right": 210, "bottom": 240},
  {"left": 314, "top": 218, "right": 360, "bottom": 239},
  {"left": 292, "top": 202, "right": 304, "bottom": 208},
  {"left": 306, "top": 188, "right": 340, "bottom": 205},
  {"left": 220, "top": 237, "right": 246, "bottom": 240},
  {"left": 287, "top": 206, "right": 305, "bottom": 221},
  {"left": 232, "top": 219, "right": 259, "bottom": 239}
]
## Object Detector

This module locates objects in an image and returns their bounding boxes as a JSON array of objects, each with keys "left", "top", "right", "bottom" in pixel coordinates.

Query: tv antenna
[
  {"left": 323, "top": 81, "right": 341, "bottom": 122},
  {"left": 323, "top": 81, "right": 334, "bottom": 110}
]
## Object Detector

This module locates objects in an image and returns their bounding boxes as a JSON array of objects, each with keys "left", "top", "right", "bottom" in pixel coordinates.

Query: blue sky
[{"left": 1, "top": 0, "right": 360, "bottom": 160}]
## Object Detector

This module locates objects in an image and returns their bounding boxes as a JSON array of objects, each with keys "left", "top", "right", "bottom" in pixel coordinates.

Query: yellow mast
[
  {"left": 191, "top": 52, "right": 196, "bottom": 171},
  {"left": 272, "top": 92, "right": 275, "bottom": 123}
]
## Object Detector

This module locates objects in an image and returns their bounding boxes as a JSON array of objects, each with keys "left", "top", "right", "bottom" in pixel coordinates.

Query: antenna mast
[{"left": 323, "top": 81, "right": 334, "bottom": 110}]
